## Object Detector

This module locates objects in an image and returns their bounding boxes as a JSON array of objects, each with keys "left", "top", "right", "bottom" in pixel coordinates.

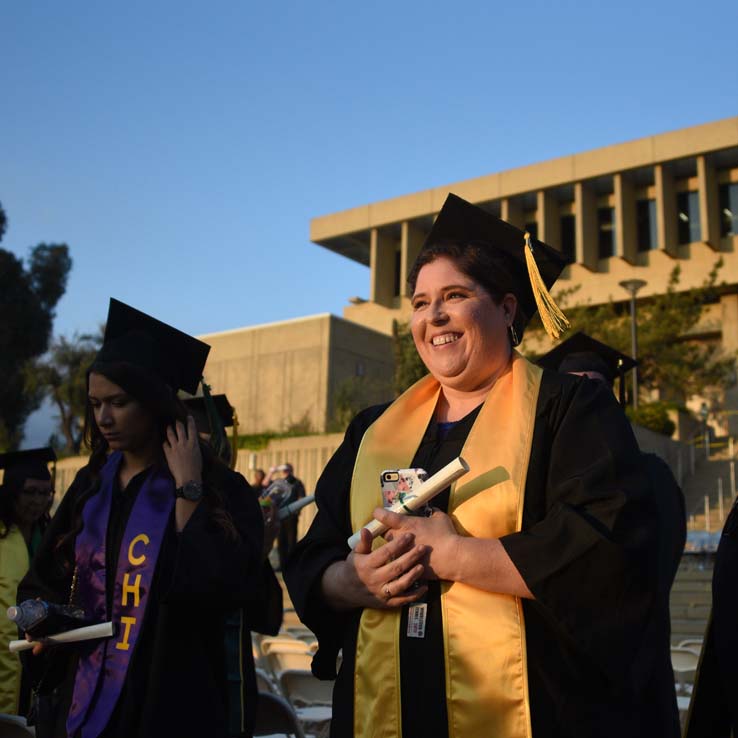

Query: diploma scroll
[
  {"left": 9, "top": 621, "right": 115, "bottom": 653},
  {"left": 347, "top": 456, "right": 469, "bottom": 550},
  {"left": 278, "top": 494, "right": 316, "bottom": 521}
]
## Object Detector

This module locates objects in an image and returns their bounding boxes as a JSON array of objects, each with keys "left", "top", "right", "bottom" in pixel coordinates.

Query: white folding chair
[
  {"left": 253, "top": 692, "right": 306, "bottom": 738},
  {"left": 671, "top": 647, "right": 700, "bottom": 695}
]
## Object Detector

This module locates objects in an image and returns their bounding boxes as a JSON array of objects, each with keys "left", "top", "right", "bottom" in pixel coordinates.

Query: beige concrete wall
[
  {"left": 200, "top": 313, "right": 394, "bottom": 435},
  {"left": 201, "top": 315, "right": 332, "bottom": 434}
]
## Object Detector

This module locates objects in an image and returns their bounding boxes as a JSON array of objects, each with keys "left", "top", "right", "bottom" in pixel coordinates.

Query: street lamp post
[{"left": 619, "top": 278, "right": 648, "bottom": 410}]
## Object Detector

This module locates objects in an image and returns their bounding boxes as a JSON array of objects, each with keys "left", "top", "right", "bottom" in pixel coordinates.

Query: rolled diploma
[
  {"left": 347, "top": 456, "right": 469, "bottom": 550},
  {"left": 9, "top": 621, "right": 115, "bottom": 653},
  {"left": 278, "top": 494, "right": 316, "bottom": 521}
]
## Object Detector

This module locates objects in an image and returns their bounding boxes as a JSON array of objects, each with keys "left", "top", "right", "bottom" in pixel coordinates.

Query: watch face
[{"left": 179, "top": 481, "right": 204, "bottom": 501}]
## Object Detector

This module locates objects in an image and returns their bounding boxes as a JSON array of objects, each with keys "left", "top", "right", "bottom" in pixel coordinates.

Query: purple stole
[{"left": 67, "top": 452, "right": 175, "bottom": 738}]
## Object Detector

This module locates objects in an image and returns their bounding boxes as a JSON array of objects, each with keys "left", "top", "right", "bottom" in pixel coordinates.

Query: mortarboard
[
  {"left": 183, "top": 394, "right": 234, "bottom": 434},
  {"left": 0, "top": 447, "right": 56, "bottom": 488},
  {"left": 537, "top": 331, "right": 637, "bottom": 404},
  {"left": 93, "top": 298, "right": 210, "bottom": 395},
  {"left": 422, "top": 193, "right": 570, "bottom": 338}
]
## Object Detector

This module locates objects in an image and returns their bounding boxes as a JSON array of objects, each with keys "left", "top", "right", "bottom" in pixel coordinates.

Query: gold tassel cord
[
  {"left": 230, "top": 410, "right": 239, "bottom": 471},
  {"left": 523, "top": 233, "right": 570, "bottom": 339}
]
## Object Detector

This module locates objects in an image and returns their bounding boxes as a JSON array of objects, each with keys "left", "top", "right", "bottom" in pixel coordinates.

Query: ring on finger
[{"left": 383, "top": 583, "right": 392, "bottom": 600}]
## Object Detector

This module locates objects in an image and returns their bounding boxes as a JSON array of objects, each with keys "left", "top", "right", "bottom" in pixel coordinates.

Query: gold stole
[{"left": 349, "top": 352, "right": 542, "bottom": 738}]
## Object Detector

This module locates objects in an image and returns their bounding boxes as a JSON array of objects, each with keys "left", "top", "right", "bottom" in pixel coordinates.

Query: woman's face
[
  {"left": 88, "top": 372, "right": 158, "bottom": 454},
  {"left": 13, "top": 478, "right": 53, "bottom": 526},
  {"left": 410, "top": 256, "right": 516, "bottom": 392}
]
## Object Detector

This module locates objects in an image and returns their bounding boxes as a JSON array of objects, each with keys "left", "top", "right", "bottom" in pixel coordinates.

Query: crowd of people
[{"left": 0, "top": 192, "right": 732, "bottom": 737}]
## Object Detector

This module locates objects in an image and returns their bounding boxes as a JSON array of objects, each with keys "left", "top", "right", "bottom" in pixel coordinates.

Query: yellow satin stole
[{"left": 349, "top": 352, "right": 542, "bottom": 738}]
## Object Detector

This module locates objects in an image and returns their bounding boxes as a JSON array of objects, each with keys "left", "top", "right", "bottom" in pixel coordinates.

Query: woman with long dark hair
[
  {"left": 18, "top": 299, "right": 267, "bottom": 738},
  {"left": 0, "top": 447, "right": 55, "bottom": 714}
]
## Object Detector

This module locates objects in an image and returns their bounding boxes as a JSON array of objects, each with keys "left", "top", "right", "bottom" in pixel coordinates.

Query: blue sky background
[{"left": 3, "top": 0, "right": 737, "bottom": 446}]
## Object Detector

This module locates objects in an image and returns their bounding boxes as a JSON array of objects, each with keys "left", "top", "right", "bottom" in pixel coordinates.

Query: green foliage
[
  {"left": 533, "top": 260, "right": 735, "bottom": 405},
  {"left": 626, "top": 402, "right": 676, "bottom": 437},
  {"left": 392, "top": 320, "right": 427, "bottom": 395},
  {"left": 28, "top": 331, "right": 102, "bottom": 455},
  {"left": 327, "top": 375, "right": 394, "bottom": 433},
  {"left": 0, "top": 222, "right": 72, "bottom": 450}
]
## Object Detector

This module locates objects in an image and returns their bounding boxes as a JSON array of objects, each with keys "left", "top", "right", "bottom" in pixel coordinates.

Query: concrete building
[
  {"left": 201, "top": 313, "right": 393, "bottom": 435},
  {"left": 310, "top": 116, "right": 738, "bottom": 433}
]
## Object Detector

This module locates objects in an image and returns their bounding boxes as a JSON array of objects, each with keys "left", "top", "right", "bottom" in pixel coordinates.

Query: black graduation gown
[
  {"left": 284, "top": 370, "right": 675, "bottom": 738},
  {"left": 18, "top": 458, "right": 267, "bottom": 738},
  {"left": 685, "top": 499, "right": 738, "bottom": 738}
]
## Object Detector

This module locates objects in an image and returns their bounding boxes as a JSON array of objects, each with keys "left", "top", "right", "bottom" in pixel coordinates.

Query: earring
[{"left": 509, "top": 324, "right": 519, "bottom": 346}]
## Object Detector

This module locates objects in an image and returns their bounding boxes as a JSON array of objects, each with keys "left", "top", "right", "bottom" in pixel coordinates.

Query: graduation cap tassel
[
  {"left": 524, "top": 233, "right": 570, "bottom": 339},
  {"left": 201, "top": 380, "right": 231, "bottom": 463},
  {"left": 230, "top": 409, "right": 239, "bottom": 471}
]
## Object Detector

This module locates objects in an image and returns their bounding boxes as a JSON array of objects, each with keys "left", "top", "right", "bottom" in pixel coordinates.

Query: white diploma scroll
[
  {"left": 9, "top": 621, "right": 115, "bottom": 653},
  {"left": 347, "top": 456, "right": 469, "bottom": 550},
  {"left": 278, "top": 494, "right": 316, "bottom": 521}
]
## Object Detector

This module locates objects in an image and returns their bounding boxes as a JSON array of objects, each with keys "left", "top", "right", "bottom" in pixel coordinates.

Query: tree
[
  {"left": 0, "top": 201, "right": 72, "bottom": 450},
  {"left": 29, "top": 332, "right": 102, "bottom": 455},
  {"left": 392, "top": 320, "right": 427, "bottom": 395},
  {"left": 528, "top": 259, "right": 735, "bottom": 406},
  {"left": 328, "top": 375, "right": 394, "bottom": 432}
]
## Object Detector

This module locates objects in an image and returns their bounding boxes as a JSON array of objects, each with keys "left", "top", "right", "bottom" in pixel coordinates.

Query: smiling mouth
[{"left": 431, "top": 333, "right": 461, "bottom": 346}]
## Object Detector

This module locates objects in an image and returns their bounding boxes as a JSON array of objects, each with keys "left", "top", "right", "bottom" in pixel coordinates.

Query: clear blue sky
[{"left": 3, "top": 0, "right": 737, "bottom": 446}]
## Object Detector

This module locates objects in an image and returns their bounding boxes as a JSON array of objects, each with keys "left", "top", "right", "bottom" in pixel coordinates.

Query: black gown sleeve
[
  {"left": 17, "top": 467, "right": 95, "bottom": 694},
  {"left": 500, "top": 376, "right": 658, "bottom": 684},
  {"left": 164, "top": 465, "right": 266, "bottom": 609},
  {"left": 284, "top": 405, "right": 387, "bottom": 679}
]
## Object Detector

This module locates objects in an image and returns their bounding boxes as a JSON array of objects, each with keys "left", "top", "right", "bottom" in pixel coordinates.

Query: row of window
[{"left": 571, "top": 182, "right": 737, "bottom": 260}]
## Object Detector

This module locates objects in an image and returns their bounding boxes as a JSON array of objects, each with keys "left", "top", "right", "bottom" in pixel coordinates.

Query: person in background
[
  {"left": 251, "top": 469, "right": 267, "bottom": 492},
  {"left": 538, "top": 331, "right": 686, "bottom": 738},
  {"left": 184, "top": 394, "right": 282, "bottom": 737},
  {"left": 18, "top": 299, "right": 268, "bottom": 738},
  {"left": 267, "top": 463, "right": 304, "bottom": 570},
  {"left": 0, "top": 447, "right": 56, "bottom": 715}
]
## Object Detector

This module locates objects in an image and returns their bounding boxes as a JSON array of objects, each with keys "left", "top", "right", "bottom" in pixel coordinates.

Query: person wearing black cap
[
  {"left": 0, "top": 447, "right": 56, "bottom": 714},
  {"left": 285, "top": 194, "right": 661, "bottom": 738},
  {"left": 183, "top": 391, "right": 283, "bottom": 737},
  {"left": 17, "top": 299, "right": 269, "bottom": 738},
  {"left": 539, "top": 332, "right": 686, "bottom": 738}
]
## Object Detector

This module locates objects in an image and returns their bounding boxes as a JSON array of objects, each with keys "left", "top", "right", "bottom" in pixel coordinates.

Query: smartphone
[{"left": 380, "top": 468, "right": 429, "bottom": 513}]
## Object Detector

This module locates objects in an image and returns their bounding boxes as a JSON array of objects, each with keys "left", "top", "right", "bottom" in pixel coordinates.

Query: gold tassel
[
  {"left": 230, "top": 409, "right": 239, "bottom": 470},
  {"left": 524, "top": 232, "right": 570, "bottom": 339}
]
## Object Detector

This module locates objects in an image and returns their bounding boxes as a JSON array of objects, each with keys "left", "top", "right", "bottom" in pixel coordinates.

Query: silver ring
[{"left": 383, "top": 584, "right": 392, "bottom": 600}]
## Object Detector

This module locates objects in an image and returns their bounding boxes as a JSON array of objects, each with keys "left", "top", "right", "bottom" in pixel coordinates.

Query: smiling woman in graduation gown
[
  {"left": 17, "top": 299, "right": 267, "bottom": 738},
  {"left": 285, "top": 194, "right": 664, "bottom": 738}
]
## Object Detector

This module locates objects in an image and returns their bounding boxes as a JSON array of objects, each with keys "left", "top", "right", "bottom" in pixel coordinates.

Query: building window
[
  {"left": 636, "top": 199, "right": 657, "bottom": 251},
  {"left": 720, "top": 182, "right": 738, "bottom": 237},
  {"left": 597, "top": 207, "right": 615, "bottom": 258},
  {"left": 677, "top": 191, "right": 701, "bottom": 244},
  {"left": 560, "top": 214, "right": 575, "bottom": 262},
  {"left": 524, "top": 221, "right": 538, "bottom": 241}
]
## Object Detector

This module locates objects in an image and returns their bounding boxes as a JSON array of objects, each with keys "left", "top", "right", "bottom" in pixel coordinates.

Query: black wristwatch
[{"left": 175, "top": 480, "right": 204, "bottom": 501}]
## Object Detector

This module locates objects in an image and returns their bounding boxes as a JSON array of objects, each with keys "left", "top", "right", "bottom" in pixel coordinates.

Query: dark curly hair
[{"left": 407, "top": 240, "right": 530, "bottom": 345}]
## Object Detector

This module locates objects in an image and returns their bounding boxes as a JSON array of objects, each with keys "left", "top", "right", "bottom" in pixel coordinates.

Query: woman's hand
[
  {"left": 24, "top": 633, "right": 45, "bottom": 656},
  {"left": 321, "top": 529, "right": 428, "bottom": 611},
  {"left": 374, "top": 507, "right": 461, "bottom": 582},
  {"left": 163, "top": 416, "right": 203, "bottom": 488}
]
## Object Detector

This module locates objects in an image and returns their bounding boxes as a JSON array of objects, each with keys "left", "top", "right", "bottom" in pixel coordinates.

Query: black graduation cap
[
  {"left": 0, "top": 447, "right": 56, "bottom": 488},
  {"left": 183, "top": 394, "right": 234, "bottom": 434},
  {"left": 93, "top": 298, "right": 210, "bottom": 395},
  {"left": 423, "top": 193, "right": 570, "bottom": 338},
  {"left": 537, "top": 331, "right": 637, "bottom": 404}
]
